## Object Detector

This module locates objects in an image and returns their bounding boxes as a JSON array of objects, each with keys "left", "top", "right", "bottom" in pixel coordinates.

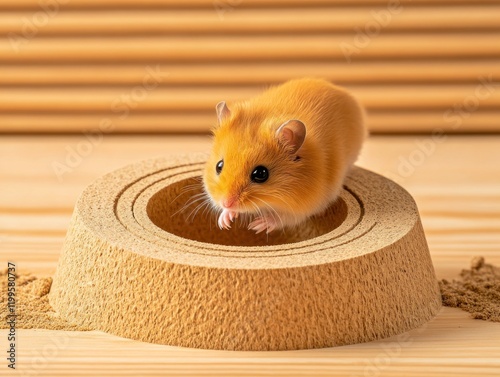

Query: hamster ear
[
  {"left": 275, "top": 119, "right": 306, "bottom": 154},
  {"left": 215, "top": 101, "right": 231, "bottom": 124}
]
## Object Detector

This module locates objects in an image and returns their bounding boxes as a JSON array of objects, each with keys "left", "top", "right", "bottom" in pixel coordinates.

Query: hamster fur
[{"left": 203, "top": 77, "right": 367, "bottom": 234}]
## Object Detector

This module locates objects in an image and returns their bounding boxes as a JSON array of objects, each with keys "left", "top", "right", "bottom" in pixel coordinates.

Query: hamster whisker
[
  {"left": 248, "top": 199, "right": 271, "bottom": 241},
  {"left": 170, "top": 192, "right": 207, "bottom": 218},
  {"left": 185, "top": 191, "right": 214, "bottom": 222},
  {"left": 170, "top": 182, "right": 203, "bottom": 205},
  {"left": 264, "top": 192, "right": 296, "bottom": 214},
  {"left": 253, "top": 197, "right": 285, "bottom": 233},
  {"left": 171, "top": 191, "right": 205, "bottom": 211},
  {"left": 200, "top": 197, "right": 214, "bottom": 219},
  {"left": 201, "top": 199, "right": 220, "bottom": 231},
  {"left": 248, "top": 199, "right": 264, "bottom": 221},
  {"left": 185, "top": 203, "right": 202, "bottom": 222},
  {"left": 190, "top": 197, "right": 223, "bottom": 228},
  {"left": 263, "top": 201, "right": 286, "bottom": 236},
  {"left": 216, "top": 207, "right": 225, "bottom": 230},
  {"left": 179, "top": 182, "right": 203, "bottom": 193},
  {"left": 186, "top": 198, "right": 211, "bottom": 223},
  {"left": 264, "top": 192, "right": 301, "bottom": 225}
]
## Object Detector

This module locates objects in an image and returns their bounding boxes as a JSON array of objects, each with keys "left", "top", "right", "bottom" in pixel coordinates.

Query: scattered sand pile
[
  {"left": 0, "top": 269, "right": 89, "bottom": 331},
  {"left": 440, "top": 257, "right": 500, "bottom": 322}
]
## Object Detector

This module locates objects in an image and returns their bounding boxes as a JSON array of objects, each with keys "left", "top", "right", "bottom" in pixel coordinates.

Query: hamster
[{"left": 203, "top": 77, "right": 367, "bottom": 234}]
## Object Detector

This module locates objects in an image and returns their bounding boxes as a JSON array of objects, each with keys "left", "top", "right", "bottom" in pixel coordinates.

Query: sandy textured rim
[{"left": 75, "top": 153, "right": 417, "bottom": 268}]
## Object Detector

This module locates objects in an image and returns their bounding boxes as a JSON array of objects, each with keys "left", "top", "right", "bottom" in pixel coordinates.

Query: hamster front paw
[
  {"left": 248, "top": 215, "right": 277, "bottom": 234},
  {"left": 218, "top": 208, "right": 237, "bottom": 230}
]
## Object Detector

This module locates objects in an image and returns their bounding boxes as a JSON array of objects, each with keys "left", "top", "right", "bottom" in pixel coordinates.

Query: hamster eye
[
  {"left": 250, "top": 166, "right": 269, "bottom": 183},
  {"left": 216, "top": 160, "right": 224, "bottom": 175}
]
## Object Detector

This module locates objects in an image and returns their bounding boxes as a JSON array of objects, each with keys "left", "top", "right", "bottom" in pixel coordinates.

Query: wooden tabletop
[{"left": 1, "top": 134, "right": 499, "bottom": 376}]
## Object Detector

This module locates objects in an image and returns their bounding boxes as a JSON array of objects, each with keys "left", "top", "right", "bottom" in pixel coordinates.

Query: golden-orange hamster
[{"left": 203, "top": 78, "right": 366, "bottom": 234}]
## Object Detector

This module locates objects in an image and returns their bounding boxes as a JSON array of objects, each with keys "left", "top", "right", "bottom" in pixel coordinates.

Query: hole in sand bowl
[{"left": 146, "top": 177, "right": 348, "bottom": 247}]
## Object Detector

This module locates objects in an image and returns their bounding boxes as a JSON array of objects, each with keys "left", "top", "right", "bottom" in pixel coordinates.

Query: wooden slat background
[{"left": 0, "top": 0, "right": 499, "bottom": 134}]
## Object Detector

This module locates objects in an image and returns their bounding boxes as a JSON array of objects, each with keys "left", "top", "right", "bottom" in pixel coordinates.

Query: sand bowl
[{"left": 48, "top": 154, "right": 442, "bottom": 351}]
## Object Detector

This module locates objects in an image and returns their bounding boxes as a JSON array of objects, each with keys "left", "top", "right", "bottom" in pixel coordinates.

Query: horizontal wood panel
[
  {"left": 2, "top": 35, "right": 500, "bottom": 63},
  {"left": 2, "top": 7, "right": 500, "bottom": 36},
  {"left": 1, "top": 61, "right": 499, "bottom": 85},
  {"left": 1, "top": 85, "right": 499, "bottom": 111},
  {"left": 0, "top": 111, "right": 498, "bottom": 134},
  {"left": 0, "top": 0, "right": 493, "bottom": 10}
]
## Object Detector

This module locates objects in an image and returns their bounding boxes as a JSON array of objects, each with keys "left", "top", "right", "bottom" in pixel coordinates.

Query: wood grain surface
[{"left": 0, "top": 134, "right": 499, "bottom": 376}]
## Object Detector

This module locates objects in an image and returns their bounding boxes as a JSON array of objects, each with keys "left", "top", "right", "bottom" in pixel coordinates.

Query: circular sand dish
[{"left": 49, "top": 154, "right": 441, "bottom": 351}]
